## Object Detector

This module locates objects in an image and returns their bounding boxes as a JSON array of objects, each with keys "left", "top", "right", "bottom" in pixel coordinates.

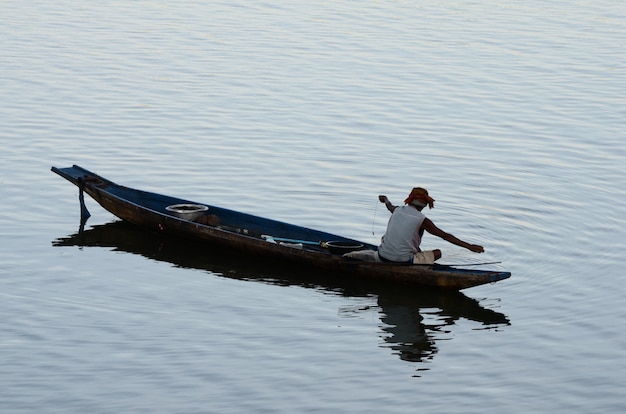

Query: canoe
[{"left": 51, "top": 165, "right": 511, "bottom": 290}]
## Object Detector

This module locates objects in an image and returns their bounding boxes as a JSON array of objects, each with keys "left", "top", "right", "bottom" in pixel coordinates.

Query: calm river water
[{"left": 1, "top": 1, "right": 625, "bottom": 413}]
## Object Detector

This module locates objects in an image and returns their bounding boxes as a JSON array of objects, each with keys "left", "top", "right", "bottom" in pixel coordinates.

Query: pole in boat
[{"left": 77, "top": 177, "right": 91, "bottom": 225}]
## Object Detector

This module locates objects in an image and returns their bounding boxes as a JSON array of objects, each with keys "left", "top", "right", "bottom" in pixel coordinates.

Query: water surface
[{"left": 1, "top": 1, "right": 625, "bottom": 413}]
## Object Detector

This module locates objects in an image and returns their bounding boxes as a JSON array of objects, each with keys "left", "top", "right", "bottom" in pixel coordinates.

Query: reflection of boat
[
  {"left": 53, "top": 221, "right": 510, "bottom": 368},
  {"left": 52, "top": 165, "right": 511, "bottom": 290}
]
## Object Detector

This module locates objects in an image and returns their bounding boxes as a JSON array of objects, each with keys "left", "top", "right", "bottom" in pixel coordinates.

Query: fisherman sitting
[{"left": 344, "top": 187, "right": 484, "bottom": 264}]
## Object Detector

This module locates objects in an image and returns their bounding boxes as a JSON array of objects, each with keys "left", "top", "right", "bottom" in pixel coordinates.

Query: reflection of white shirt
[{"left": 378, "top": 205, "right": 425, "bottom": 262}]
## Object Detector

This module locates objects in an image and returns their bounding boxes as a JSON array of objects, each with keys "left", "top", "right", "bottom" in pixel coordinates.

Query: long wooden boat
[{"left": 51, "top": 165, "right": 511, "bottom": 290}]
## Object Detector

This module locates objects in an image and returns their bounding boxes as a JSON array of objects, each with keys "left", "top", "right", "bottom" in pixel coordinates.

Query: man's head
[{"left": 404, "top": 187, "right": 435, "bottom": 209}]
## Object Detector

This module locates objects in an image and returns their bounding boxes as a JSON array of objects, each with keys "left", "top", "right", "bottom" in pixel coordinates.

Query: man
[{"left": 344, "top": 187, "right": 484, "bottom": 264}]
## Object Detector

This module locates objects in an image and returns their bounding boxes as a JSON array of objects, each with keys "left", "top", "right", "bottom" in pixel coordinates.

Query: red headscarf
[{"left": 404, "top": 187, "right": 435, "bottom": 209}]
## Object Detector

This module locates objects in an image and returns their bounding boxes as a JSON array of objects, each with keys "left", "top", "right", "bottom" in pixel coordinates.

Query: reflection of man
[
  {"left": 379, "top": 302, "right": 437, "bottom": 363},
  {"left": 376, "top": 290, "right": 510, "bottom": 367}
]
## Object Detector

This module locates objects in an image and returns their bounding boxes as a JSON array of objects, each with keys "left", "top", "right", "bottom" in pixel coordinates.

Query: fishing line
[{"left": 371, "top": 199, "right": 379, "bottom": 237}]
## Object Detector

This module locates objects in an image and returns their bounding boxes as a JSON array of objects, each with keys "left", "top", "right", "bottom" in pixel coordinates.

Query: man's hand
[{"left": 468, "top": 244, "right": 485, "bottom": 253}]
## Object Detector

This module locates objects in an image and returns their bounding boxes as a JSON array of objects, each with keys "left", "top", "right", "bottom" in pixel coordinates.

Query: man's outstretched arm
[{"left": 422, "top": 218, "right": 484, "bottom": 253}]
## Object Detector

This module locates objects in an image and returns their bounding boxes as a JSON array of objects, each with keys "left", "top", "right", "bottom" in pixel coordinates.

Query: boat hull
[{"left": 52, "top": 165, "right": 511, "bottom": 290}]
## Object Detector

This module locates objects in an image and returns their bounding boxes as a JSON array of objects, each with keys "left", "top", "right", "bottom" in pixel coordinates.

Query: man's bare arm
[
  {"left": 422, "top": 218, "right": 484, "bottom": 253},
  {"left": 378, "top": 195, "right": 397, "bottom": 213}
]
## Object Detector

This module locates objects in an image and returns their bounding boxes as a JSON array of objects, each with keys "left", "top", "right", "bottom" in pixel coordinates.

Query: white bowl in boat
[{"left": 165, "top": 204, "right": 209, "bottom": 221}]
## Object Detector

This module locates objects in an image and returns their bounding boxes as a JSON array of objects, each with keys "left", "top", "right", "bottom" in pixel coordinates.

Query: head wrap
[{"left": 404, "top": 187, "right": 435, "bottom": 209}]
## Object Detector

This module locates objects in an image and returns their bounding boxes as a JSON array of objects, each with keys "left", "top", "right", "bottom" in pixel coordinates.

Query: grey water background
[{"left": 1, "top": 0, "right": 625, "bottom": 412}]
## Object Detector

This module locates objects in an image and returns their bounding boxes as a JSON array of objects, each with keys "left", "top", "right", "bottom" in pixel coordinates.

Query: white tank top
[{"left": 378, "top": 205, "right": 425, "bottom": 262}]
